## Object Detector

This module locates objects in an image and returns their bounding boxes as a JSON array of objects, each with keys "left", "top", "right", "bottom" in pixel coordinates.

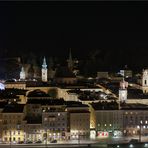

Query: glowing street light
[{"left": 138, "top": 120, "right": 148, "bottom": 142}]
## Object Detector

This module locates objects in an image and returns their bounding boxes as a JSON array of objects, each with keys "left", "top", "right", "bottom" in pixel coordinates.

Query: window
[
  {"left": 18, "top": 130, "right": 20, "bottom": 135},
  {"left": 44, "top": 118, "right": 48, "bottom": 121},
  {"left": 4, "top": 137, "right": 7, "bottom": 142},
  {"left": 145, "top": 80, "right": 147, "bottom": 85}
]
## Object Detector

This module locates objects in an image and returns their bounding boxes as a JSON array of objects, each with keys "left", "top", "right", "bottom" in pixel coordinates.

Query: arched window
[{"left": 145, "top": 80, "right": 147, "bottom": 85}]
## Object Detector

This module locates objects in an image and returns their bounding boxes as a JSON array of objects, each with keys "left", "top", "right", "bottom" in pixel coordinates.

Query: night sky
[{"left": 0, "top": 2, "right": 148, "bottom": 70}]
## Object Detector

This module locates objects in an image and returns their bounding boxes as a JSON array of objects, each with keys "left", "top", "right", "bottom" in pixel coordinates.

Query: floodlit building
[
  {"left": 25, "top": 119, "right": 42, "bottom": 142},
  {"left": 69, "top": 110, "right": 90, "bottom": 140},
  {"left": 5, "top": 81, "right": 26, "bottom": 89},
  {"left": 90, "top": 102, "right": 123, "bottom": 138},
  {"left": 1, "top": 104, "right": 25, "bottom": 143},
  {"left": 66, "top": 102, "right": 90, "bottom": 139},
  {"left": 122, "top": 104, "right": 148, "bottom": 136},
  {"left": 42, "top": 110, "right": 68, "bottom": 141}
]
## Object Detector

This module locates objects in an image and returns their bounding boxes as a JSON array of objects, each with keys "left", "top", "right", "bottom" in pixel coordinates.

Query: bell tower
[
  {"left": 67, "top": 48, "right": 73, "bottom": 71},
  {"left": 42, "top": 57, "right": 48, "bottom": 82},
  {"left": 20, "top": 66, "right": 26, "bottom": 80},
  {"left": 119, "top": 77, "right": 128, "bottom": 103},
  {"left": 142, "top": 69, "right": 148, "bottom": 93}
]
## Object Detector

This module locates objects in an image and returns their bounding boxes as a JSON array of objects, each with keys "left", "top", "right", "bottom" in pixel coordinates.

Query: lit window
[{"left": 44, "top": 118, "right": 47, "bottom": 121}]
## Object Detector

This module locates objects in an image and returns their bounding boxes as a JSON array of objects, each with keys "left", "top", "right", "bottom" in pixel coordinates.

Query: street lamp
[
  {"left": 138, "top": 120, "right": 148, "bottom": 142},
  {"left": 10, "top": 130, "right": 12, "bottom": 148},
  {"left": 44, "top": 127, "right": 48, "bottom": 148}
]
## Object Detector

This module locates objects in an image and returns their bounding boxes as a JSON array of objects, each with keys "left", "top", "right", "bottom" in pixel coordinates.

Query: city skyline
[{"left": 1, "top": 2, "right": 148, "bottom": 147}]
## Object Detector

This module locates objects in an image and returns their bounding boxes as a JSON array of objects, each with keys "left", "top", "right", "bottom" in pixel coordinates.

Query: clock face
[{"left": 119, "top": 90, "right": 127, "bottom": 101}]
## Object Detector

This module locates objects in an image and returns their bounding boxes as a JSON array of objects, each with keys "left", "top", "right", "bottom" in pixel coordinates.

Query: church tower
[
  {"left": 119, "top": 77, "right": 128, "bottom": 103},
  {"left": 142, "top": 69, "right": 148, "bottom": 93},
  {"left": 67, "top": 48, "right": 73, "bottom": 71},
  {"left": 42, "top": 57, "right": 48, "bottom": 82},
  {"left": 20, "top": 66, "right": 26, "bottom": 80}
]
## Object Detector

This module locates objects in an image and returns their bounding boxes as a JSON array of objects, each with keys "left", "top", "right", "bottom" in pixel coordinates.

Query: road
[
  {"left": 0, "top": 144, "right": 97, "bottom": 148},
  {"left": 0, "top": 136, "right": 147, "bottom": 148}
]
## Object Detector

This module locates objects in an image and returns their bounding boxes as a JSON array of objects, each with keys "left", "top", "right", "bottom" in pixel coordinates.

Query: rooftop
[
  {"left": 69, "top": 110, "right": 90, "bottom": 113},
  {"left": 2, "top": 103, "right": 25, "bottom": 113},
  {"left": 26, "top": 81, "right": 50, "bottom": 87},
  {"left": 121, "top": 103, "right": 148, "bottom": 110},
  {"left": 27, "top": 89, "right": 50, "bottom": 97},
  {"left": 99, "top": 81, "right": 148, "bottom": 99},
  {"left": 66, "top": 101, "right": 88, "bottom": 108},
  {"left": 25, "top": 116, "right": 42, "bottom": 124},
  {"left": 91, "top": 101, "right": 119, "bottom": 110},
  {"left": 27, "top": 98, "right": 66, "bottom": 105}
]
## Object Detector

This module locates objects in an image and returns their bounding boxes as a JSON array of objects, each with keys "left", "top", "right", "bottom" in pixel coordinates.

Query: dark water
[
  {"left": 107, "top": 143, "right": 147, "bottom": 148},
  {"left": 0, "top": 143, "right": 146, "bottom": 148}
]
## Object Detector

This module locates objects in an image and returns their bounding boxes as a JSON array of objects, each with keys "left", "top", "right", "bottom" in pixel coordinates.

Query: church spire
[
  {"left": 68, "top": 48, "right": 73, "bottom": 71},
  {"left": 42, "top": 56, "right": 47, "bottom": 69},
  {"left": 42, "top": 56, "right": 48, "bottom": 82},
  {"left": 20, "top": 66, "right": 25, "bottom": 80}
]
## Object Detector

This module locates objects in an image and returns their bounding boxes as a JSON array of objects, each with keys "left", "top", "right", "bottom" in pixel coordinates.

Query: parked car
[
  {"left": 18, "top": 141, "right": 24, "bottom": 144},
  {"left": 50, "top": 139, "right": 57, "bottom": 143},
  {"left": 35, "top": 140, "right": 42, "bottom": 143},
  {"left": 129, "top": 139, "right": 139, "bottom": 143},
  {"left": 26, "top": 141, "right": 33, "bottom": 144}
]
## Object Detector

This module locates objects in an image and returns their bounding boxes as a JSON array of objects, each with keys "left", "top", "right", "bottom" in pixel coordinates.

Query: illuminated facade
[
  {"left": 2, "top": 105, "right": 25, "bottom": 143},
  {"left": 93, "top": 110, "right": 123, "bottom": 138},
  {"left": 123, "top": 110, "right": 148, "bottom": 136},
  {"left": 25, "top": 123, "right": 42, "bottom": 142},
  {"left": 69, "top": 111, "right": 90, "bottom": 139},
  {"left": 42, "top": 111, "right": 68, "bottom": 141},
  {"left": 5, "top": 81, "right": 26, "bottom": 89}
]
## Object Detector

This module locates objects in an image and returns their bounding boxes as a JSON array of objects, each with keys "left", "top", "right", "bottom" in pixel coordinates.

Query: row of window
[
  {"left": 4, "top": 137, "right": 21, "bottom": 142},
  {"left": 4, "top": 130, "right": 21, "bottom": 135},
  {"left": 3, "top": 115, "right": 21, "bottom": 119},
  {"left": 3, "top": 120, "right": 21, "bottom": 124}
]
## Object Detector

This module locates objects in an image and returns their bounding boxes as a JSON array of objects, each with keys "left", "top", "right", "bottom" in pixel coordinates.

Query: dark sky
[{"left": 0, "top": 2, "right": 148, "bottom": 69}]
